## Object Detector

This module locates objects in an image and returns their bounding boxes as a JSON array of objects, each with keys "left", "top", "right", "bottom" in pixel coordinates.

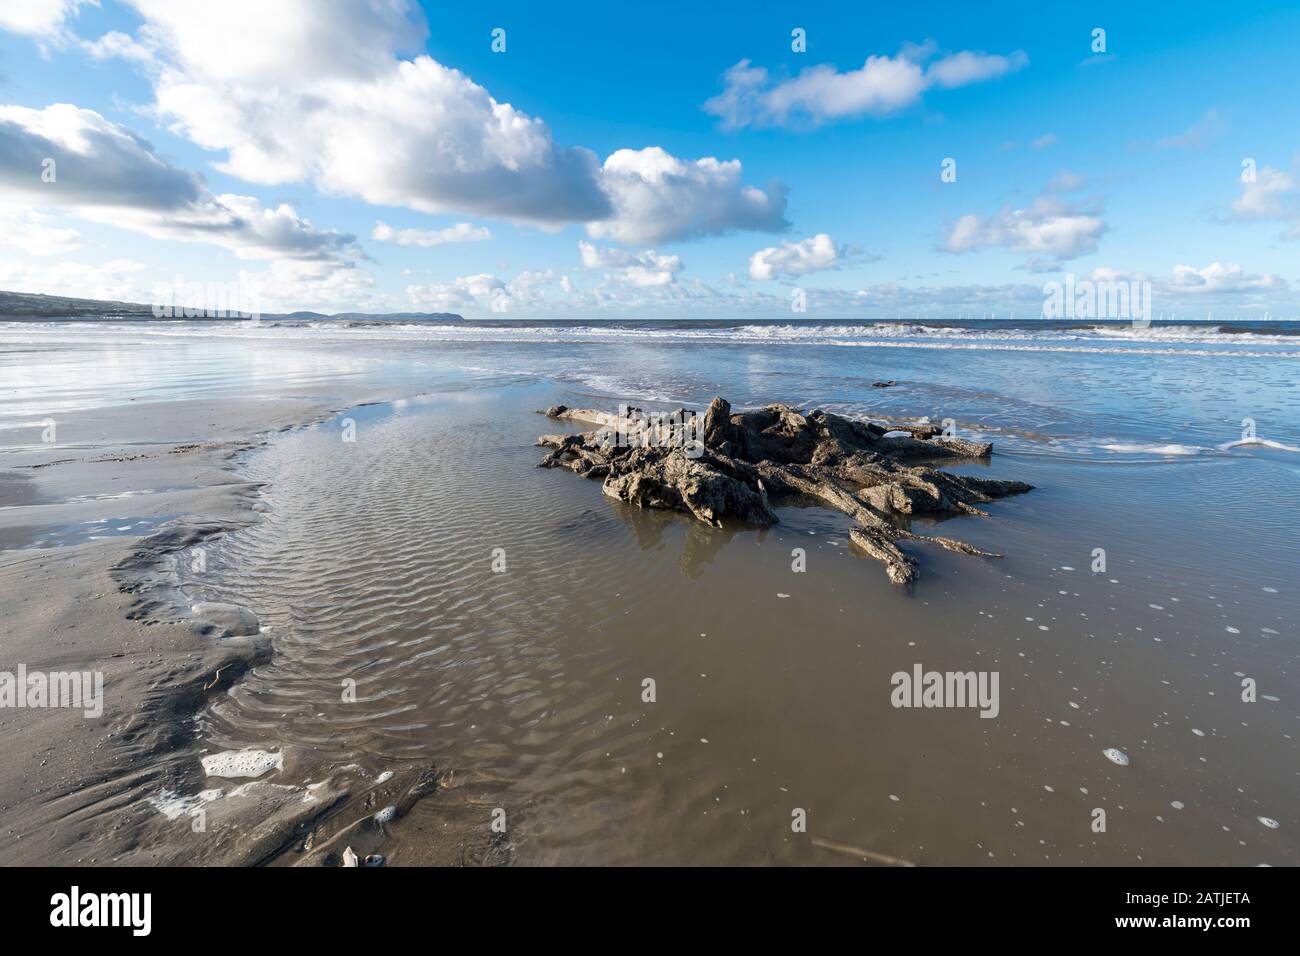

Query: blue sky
[{"left": 1, "top": 0, "right": 1298, "bottom": 317}]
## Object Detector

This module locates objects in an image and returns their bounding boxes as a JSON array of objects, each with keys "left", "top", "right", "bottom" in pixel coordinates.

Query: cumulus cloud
[
  {"left": 404, "top": 258, "right": 719, "bottom": 314},
  {"left": 80, "top": 30, "right": 154, "bottom": 64},
  {"left": 0, "top": 103, "right": 201, "bottom": 210},
  {"left": 0, "top": 104, "right": 359, "bottom": 264},
  {"left": 578, "top": 241, "right": 682, "bottom": 287},
  {"left": 372, "top": 221, "right": 490, "bottom": 247},
  {"left": 0, "top": 205, "right": 82, "bottom": 255},
  {"left": 588, "top": 147, "right": 786, "bottom": 243},
  {"left": 0, "top": 257, "right": 151, "bottom": 301},
  {"left": 1062, "top": 263, "right": 1287, "bottom": 305},
  {"left": 1168, "top": 261, "right": 1283, "bottom": 293},
  {"left": 405, "top": 270, "right": 572, "bottom": 312},
  {"left": 749, "top": 233, "right": 841, "bottom": 280},
  {"left": 926, "top": 49, "right": 1027, "bottom": 88},
  {"left": 704, "top": 45, "right": 1027, "bottom": 129},
  {"left": 241, "top": 259, "right": 379, "bottom": 312},
  {"left": 943, "top": 186, "right": 1107, "bottom": 268},
  {"left": 404, "top": 276, "right": 488, "bottom": 311},
  {"left": 0, "top": 0, "right": 91, "bottom": 40},
  {"left": 400, "top": 260, "right": 1294, "bottom": 319},
  {"left": 76, "top": 1, "right": 781, "bottom": 243},
  {"left": 109, "top": 193, "right": 359, "bottom": 262},
  {"left": 140, "top": 22, "right": 609, "bottom": 224},
  {"left": 1230, "top": 165, "right": 1300, "bottom": 237},
  {"left": 403, "top": 268, "right": 1059, "bottom": 319}
]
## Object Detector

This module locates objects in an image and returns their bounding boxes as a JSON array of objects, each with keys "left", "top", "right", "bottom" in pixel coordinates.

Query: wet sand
[
  {"left": 1, "top": 330, "right": 1296, "bottom": 866},
  {"left": 188, "top": 389, "right": 1295, "bottom": 866},
  {"left": 0, "top": 391, "right": 437, "bottom": 864}
]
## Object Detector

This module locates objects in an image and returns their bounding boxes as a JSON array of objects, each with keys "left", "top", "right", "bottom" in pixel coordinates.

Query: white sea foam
[
  {"left": 148, "top": 788, "right": 223, "bottom": 820},
  {"left": 1102, "top": 748, "right": 1130, "bottom": 766},
  {"left": 1218, "top": 437, "right": 1300, "bottom": 453},
  {"left": 201, "top": 748, "right": 283, "bottom": 779},
  {"left": 4, "top": 320, "right": 1299, "bottom": 358},
  {"left": 1101, "top": 443, "right": 1205, "bottom": 456}
]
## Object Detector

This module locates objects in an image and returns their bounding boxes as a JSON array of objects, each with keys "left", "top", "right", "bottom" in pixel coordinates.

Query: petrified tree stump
[{"left": 537, "top": 398, "right": 1032, "bottom": 586}]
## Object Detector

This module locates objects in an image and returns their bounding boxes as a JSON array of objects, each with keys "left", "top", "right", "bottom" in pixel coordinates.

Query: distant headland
[{"left": 0, "top": 290, "right": 463, "bottom": 323}]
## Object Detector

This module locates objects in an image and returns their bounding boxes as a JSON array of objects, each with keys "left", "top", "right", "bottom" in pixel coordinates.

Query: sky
[{"left": 1, "top": 0, "right": 1299, "bottom": 318}]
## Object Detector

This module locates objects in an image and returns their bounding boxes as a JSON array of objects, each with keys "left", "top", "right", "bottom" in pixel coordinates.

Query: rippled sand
[{"left": 171, "top": 385, "right": 1297, "bottom": 865}]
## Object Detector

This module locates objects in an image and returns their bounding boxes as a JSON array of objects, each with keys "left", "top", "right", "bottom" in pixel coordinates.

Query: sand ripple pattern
[
  {"left": 175, "top": 392, "right": 1300, "bottom": 865},
  {"left": 180, "top": 397, "right": 675, "bottom": 854}
]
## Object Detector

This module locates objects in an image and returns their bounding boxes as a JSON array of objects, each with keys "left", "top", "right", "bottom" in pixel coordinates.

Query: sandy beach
[
  {"left": 9, "top": 5, "right": 1300, "bottom": 938},
  {"left": 0, "top": 390, "right": 352, "bottom": 864},
  {"left": 2, "top": 318, "right": 1295, "bottom": 867}
]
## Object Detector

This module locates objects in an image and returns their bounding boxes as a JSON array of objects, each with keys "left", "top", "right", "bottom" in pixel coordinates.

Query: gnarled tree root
[{"left": 537, "top": 398, "right": 1032, "bottom": 586}]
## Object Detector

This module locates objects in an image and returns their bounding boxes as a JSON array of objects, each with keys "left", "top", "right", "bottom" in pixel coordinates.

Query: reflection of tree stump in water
[
  {"left": 537, "top": 398, "right": 1033, "bottom": 587},
  {"left": 609, "top": 498, "right": 738, "bottom": 579}
]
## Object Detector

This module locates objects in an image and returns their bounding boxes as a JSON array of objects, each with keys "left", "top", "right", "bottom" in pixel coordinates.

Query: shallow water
[
  {"left": 4, "top": 318, "right": 1298, "bottom": 864},
  {"left": 4, "top": 318, "right": 1298, "bottom": 459}
]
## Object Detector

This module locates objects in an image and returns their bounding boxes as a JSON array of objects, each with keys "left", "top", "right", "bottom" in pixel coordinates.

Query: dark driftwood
[{"left": 536, "top": 398, "right": 1032, "bottom": 586}]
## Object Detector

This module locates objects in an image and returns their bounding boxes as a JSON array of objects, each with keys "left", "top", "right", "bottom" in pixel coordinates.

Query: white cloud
[
  {"left": 1070, "top": 263, "right": 1286, "bottom": 302},
  {"left": 0, "top": 257, "right": 151, "bottom": 301},
  {"left": 722, "top": 57, "right": 925, "bottom": 128},
  {"left": 405, "top": 262, "right": 708, "bottom": 314},
  {"left": 372, "top": 221, "right": 490, "bottom": 247},
  {"left": 1046, "top": 170, "right": 1085, "bottom": 193},
  {"left": 405, "top": 270, "right": 570, "bottom": 313},
  {"left": 578, "top": 241, "right": 682, "bottom": 287},
  {"left": 0, "top": 205, "right": 82, "bottom": 255},
  {"left": 0, "top": 0, "right": 91, "bottom": 39},
  {"left": 99, "top": 193, "right": 359, "bottom": 262},
  {"left": 1231, "top": 165, "right": 1298, "bottom": 234},
  {"left": 404, "top": 268, "right": 1056, "bottom": 319},
  {"left": 588, "top": 147, "right": 786, "bottom": 243},
  {"left": 239, "top": 259, "right": 379, "bottom": 312},
  {"left": 943, "top": 190, "right": 1106, "bottom": 267},
  {"left": 704, "top": 46, "right": 1027, "bottom": 129},
  {"left": 405, "top": 273, "right": 503, "bottom": 310},
  {"left": 1030, "top": 133, "right": 1057, "bottom": 149},
  {"left": 0, "top": 103, "right": 202, "bottom": 210},
  {"left": 145, "top": 42, "right": 609, "bottom": 223},
  {"left": 92, "top": 0, "right": 608, "bottom": 221},
  {"left": 80, "top": 1, "right": 782, "bottom": 243},
  {"left": 749, "top": 233, "right": 841, "bottom": 280},
  {"left": 1168, "top": 261, "right": 1283, "bottom": 293},
  {"left": 401, "top": 261, "right": 1295, "bottom": 319},
  {"left": 81, "top": 29, "right": 154, "bottom": 64},
  {"left": 0, "top": 104, "right": 359, "bottom": 264},
  {"left": 926, "top": 49, "right": 1028, "bottom": 89},
  {"left": 1157, "top": 109, "right": 1225, "bottom": 150}
]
